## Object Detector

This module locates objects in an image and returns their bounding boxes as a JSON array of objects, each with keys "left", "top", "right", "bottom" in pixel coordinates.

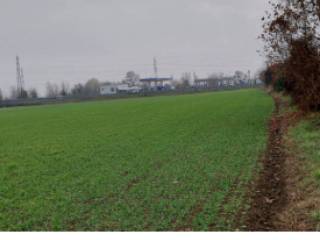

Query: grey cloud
[{"left": 0, "top": 0, "right": 270, "bottom": 95}]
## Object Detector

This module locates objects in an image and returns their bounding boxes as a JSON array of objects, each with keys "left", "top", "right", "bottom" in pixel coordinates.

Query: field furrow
[{"left": 0, "top": 89, "right": 273, "bottom": 231}]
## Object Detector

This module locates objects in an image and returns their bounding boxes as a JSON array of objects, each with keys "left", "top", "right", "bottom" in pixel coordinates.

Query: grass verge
[{"left": 288, "top": 112, "right": 320, "bottom": 230}]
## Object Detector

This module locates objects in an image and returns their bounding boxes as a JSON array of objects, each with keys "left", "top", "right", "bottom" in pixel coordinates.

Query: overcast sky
[{"left": 0, "top": 0, "right": 270, "bottom": 96}]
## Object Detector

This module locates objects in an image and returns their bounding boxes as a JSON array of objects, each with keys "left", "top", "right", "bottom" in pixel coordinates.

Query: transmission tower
[{"left": 16, "top": 56, "right": 25, "bottom": 97}]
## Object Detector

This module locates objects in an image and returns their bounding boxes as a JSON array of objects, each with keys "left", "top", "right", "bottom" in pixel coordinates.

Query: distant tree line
[
  {"left": 7, "top": 87, "right": 37, "bottom": 100},
  {"left": 45, "top": 78, "right": 101, "bottom": 98},
  {"left": 0, "top": 78, "right": 102, "bottom": 102},
  {"left": 0, "top": 68, "right": 255, "bottom": 103}
]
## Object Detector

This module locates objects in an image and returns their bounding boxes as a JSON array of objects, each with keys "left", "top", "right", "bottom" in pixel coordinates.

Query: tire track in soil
[{"left": 245, "top": 96, "right": 287, "bottom": 231}]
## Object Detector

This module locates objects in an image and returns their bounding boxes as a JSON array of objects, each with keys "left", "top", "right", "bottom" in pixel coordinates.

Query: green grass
[
  {"left": 312, "top": 211, "right": 320, "bottom": 222},
  {"left": 289, "top": 115, "right": 320, "bottom": 183},
  {"left": 289, "top": 114, "right": 320, "bottom": 228},
  {"left": 0, "top": 89, "right": 273, "bottom": 231}
]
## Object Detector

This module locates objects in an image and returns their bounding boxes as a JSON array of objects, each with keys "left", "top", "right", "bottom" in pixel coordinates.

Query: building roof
[
  {"left": 100, "top": 82, "right": 116, "bottom": 87},
  {"left": 140, "top": 77, "right": 173, "bottom": 82},
  {"left": 194, "top": 78, "right": 209, "bottom": 82},
  {"left": 195, "top": 77, "right": 235, "bottom": 82}
]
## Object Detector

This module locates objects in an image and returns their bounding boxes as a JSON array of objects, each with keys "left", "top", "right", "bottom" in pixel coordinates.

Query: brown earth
[
  {"left": 245, "top": 94, "right": 318, "bottom": 231},
  {"left": 245, "top": 95, "right": 288, "bottom": 230}
]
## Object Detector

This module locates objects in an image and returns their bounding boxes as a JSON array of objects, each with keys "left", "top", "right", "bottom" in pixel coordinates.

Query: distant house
[
  {"left": 194, "top": 78, "right": 209, "bottom": 88},
  {"left": 100, "top": 83, "right": 117, "bottom": 95},
  {"left": 221, "top": 77, "right": 236, "bottom": 86},
  {"left": 140, "top": 77, "right": 173, "bottom": 89},
  {"left": 194, "top": 77, "right": 237, "bottom": 88},
  {"left": 100, "top": 83, "right": 141, "bottom": 95},
  {"left": 116, "top": 84, "right": 141, "bottom": 93}
]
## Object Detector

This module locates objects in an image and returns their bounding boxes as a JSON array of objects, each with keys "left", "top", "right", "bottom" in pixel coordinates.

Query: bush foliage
[{"left": 261, "top": 0, "right": 320, "bottom": 111}]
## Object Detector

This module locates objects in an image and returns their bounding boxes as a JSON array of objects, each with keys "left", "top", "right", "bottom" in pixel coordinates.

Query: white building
[
  {"left": 100, "top": 83, "right": 142, "bottom": 95},
  {"left": 116, "top": 84, "right": 141, "bottom": 93},
  {"left": 140, "top": 77, "right": 173, "bottom": 89},
  {"left": 100, "top": 83, "right": 117, "bottom": 95}
]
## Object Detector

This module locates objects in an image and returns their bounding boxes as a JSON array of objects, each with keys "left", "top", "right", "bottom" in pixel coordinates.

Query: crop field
[{"left": 0, "top": 89, "right": 273, "bottom": 231}]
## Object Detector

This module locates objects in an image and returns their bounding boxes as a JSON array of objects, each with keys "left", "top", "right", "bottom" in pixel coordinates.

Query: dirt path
[{"left": 245, "top": 96, "right": 288, "bottom": 231}]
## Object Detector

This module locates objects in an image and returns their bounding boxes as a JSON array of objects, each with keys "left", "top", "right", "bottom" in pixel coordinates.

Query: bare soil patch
[
  {"left": 245, "top": 95, "right": 288, "bottom": 230},
  {"left": 245, "top": 94, "right": 318, "bottom": 231}
]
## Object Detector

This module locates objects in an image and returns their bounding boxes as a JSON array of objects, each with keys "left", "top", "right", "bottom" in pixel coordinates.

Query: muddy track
[{"left": 246, "top": 96, "right": 288, "bottom": 231}]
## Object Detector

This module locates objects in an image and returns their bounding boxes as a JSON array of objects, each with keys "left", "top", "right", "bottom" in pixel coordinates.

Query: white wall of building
[{"left": 100, "top": 84, "right": 117, "bottom": 95}]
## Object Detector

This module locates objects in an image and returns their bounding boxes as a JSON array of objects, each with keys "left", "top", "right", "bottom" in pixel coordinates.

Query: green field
[{"left": 0, "top": 89, "right": 273, "bottom": 231}]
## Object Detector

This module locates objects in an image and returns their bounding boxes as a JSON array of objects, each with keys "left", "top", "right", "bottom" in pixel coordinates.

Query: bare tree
[
  {"left": 71, "top": 83, "right": 85, "bottom": 96},
  {"left": 0, "top": 89, "right": 3, "bottom": 102},
  {"left": 174, "top": 73, "right": 192, "bottom": 90},
  {"left": 14, "top": 87, "right": 28, "bottom": 99},
  {"left": 234, "top": 71, "right": 246, "bottom": 82},
  {"left": 123, "top": 71, "right": 140, "bottom": 86},
  {"left": 60, "top": 82, "right": 70, "bottom": 97},
  {"left": 181, "top": 72, "right": 192, "bottom": 88},
  {"left": 10, "top": 87, "right": 18, "bottom": 100},
  {"left": 46, "top": 82, "right": 59, "bottom": 98},
  {"left": 28, "top": 88, "right": 38, "bottom": 99}
]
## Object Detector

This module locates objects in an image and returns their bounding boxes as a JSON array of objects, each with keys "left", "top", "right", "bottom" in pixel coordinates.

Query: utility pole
[
  {"left": 154, "top": 57, "right": 161, "bottom": 87},
  {"left": 153, "top": 57, "right": 158, "bottom": 79},
  {"left": 16, "top": 56, "right": 22, "bottom": 97}
]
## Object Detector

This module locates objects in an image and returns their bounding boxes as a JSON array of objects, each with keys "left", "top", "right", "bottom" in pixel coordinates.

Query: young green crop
[{"left": 0, "top": 89, "right": 273, "bottom": 231}]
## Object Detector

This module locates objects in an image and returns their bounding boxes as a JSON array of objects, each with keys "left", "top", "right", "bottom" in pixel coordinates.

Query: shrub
[{"left": 261, "top": 0, "right": 320, "bottom": 112}]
